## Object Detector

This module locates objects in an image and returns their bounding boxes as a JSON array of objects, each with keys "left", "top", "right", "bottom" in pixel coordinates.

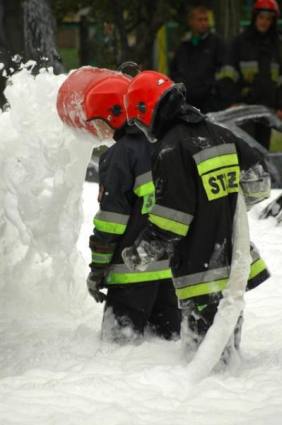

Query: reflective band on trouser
[
  {"left": 92, "top": 251, "right": 113, "bottom": 264},
  {"left": 240, "top": 60, "right": 258, "bottom": 82},
  {"left": 271, "top": 62, "right": 279, "bottom": 82},
  {"left": 173, "top": 266, "right": 230, "bottom": 300},
  {"left": 93, "top": 210, "right": 129, "bottom": 234},
  {"left": 106, "top": 260, "right": 172, "bottom": 284},
  {"left": 215, "top": 65, "right": 239, "bottom": 82},
  {"left": 193, "top": 145, "right": 239, "bottom": 201},
  {"left": 134, "top": 171, "right": 155, "bottom": 197},
  {"left": 149, "top": 204, "right": 193, "bottom": 236}
]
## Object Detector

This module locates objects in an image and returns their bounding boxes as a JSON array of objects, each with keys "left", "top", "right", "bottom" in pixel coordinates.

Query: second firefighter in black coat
[
  {"left": 218, "top": 0, "right": 282, "bottom": 149},
  {"left": 123, "top": 70, "right": 270, "bottom": 359}
]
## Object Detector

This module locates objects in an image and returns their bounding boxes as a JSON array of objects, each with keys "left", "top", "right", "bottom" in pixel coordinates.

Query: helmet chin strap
[{"left": 134, "top": 121, "right": 158, "bottom": 143}]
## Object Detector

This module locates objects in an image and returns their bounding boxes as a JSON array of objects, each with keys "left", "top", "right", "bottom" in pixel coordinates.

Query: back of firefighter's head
[
  {"left": 85, "top": 72, "right": 131, "bottom": 140},
  {"left": 187, "top": 5, "right": 210, "bottom": 36},
  {"left": 125, "top": 70, "right": 186, "bottom": 141},
  {"left": 253, "top": 0, "right": 280, "bottom": 33}
]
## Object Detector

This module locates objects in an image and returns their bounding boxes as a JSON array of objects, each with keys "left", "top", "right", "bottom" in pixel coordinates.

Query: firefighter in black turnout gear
[
  {"left": 86, "top": 72, "right": 181, "bottom": 342},
  {"left": 123, "top": 70, "right": 270, "bottom": 358},
  {"left": 170, "top": 4, "right": 226, "bottom": 113},
  {"left": 218, "top": 0, "right": 282, "bottom": 149}
]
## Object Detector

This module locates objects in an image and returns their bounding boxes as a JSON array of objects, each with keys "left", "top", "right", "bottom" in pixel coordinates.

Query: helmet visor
[{"left": 91, "top": 119, "right": 115, "bottom": 141}]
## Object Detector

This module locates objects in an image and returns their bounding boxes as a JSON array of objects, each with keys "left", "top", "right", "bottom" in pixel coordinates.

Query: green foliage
[
  {"left": 58, "top": 47, "right": 79, "bottom": 70},
  {"left": 51, "top": 0, "right": 92, "bottom": 22},
  {"left": 51, "top": 0, "right": 245, "bottom": 68},
  {"left": 52, "top": 0, "right": 187, "bottom": 68}
]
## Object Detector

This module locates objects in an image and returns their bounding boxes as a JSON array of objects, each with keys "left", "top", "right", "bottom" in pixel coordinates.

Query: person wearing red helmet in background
[
  {"left": 122, "top": 70, "right": 271, "bottom": 362},
  {"left": 218, "top": 0, "right": 282, "bottom": 150},
  {"left": 85, "top": 68, "right": 181, "bottom": 343}
]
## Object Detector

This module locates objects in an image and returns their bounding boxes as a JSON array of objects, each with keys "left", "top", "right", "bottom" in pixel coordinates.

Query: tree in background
[
  {"left": 214, "top": 0, "right": 241, "bottom": 40},
  {"left": 53, "top": 0, "right": 244, "bottom": 69},
  {"left": 52, "top": 0, "right": 188, "bottom": 69}
]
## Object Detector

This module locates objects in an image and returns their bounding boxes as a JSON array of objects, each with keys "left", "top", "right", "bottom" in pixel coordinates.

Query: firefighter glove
[{"left": 87, "top": 269, "right": 107, "bottom": 303}]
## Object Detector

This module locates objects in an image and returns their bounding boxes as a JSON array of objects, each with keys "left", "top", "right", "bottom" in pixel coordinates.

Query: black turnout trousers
[{"left": 103, "top": 279, "right": 181, "bottom": 341}]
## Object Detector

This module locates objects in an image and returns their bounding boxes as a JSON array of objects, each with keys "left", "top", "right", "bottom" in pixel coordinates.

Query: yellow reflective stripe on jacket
[
  {"left": 271, "top": 62, "right": 279, "bottom": 82},
  {"left": 134, "top": 171, "right": 156, "bottom": 214},
  {"left": 149, "top": 204, "right": 193, "bottom": 236},
  {"left": 215, "top": 65, "right": 239, "bottom": 82},
  {"left": 193, "top": 144, "right": 237, "bottom": 170},
  {"left": 92, "top": 251, "right": 113, "bottom": 264},
  {"left": 134, "top": 181, "right": 155, "bottom": 197},
  {"left": 149, "top": 214, "right": 189, "bottom": 236},
  {"left": 194, "top": 145, "right": 239, "bottom": 201},
  {"left": 202, "top": 166, "right": 240, "bottom": 201},
  {"left": 134, "top": 172, "right": 155, "bottom": 197},
  {"left": 176, "top": 278, "right": 228, "bottom": 300},
  {"left": 197, "top": 153, "right": 239, "bottom": 176},
  {"left": 141, "top": 192, "right": 155, "bottom": 214},
  {"left": 94, "top": 210, "right": 129, "bottom": 235},
  {"left": 174, "top": 258, "right": 267, "bottom": 301},
  {"left": 106, "top": 260, "right": 172, "bottom": 284},
  {"left": 240, "top": 60, "right": 258, "bottom": 82},
  {"left": 174, "top": 266, "right": 229, "bottom": 299},
  {"left": 249, "top": 258, "right": 267, "bottom": 280},
  {"left": 151, "top": 204, "right": 193, "bottom": 224},
  {"left": 94, "top": 219, "right": 127, "bottom": 234}
]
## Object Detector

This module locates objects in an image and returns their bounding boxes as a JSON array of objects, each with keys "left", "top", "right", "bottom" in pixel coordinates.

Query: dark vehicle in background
[{"left": 208, "top": 105, "right": 282, "bottom": 188}]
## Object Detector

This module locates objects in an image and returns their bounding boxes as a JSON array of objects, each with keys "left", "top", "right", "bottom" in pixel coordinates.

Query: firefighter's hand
[
  {"left": 87, "top": 269, "right": 107, "bottom": 303},
  {"left": 122, "top": 239, "right": 166, "bottom": 272}
]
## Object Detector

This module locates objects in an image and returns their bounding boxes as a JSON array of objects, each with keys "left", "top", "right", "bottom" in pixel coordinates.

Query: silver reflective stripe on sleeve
[
  {"left": 94, "top": 210, "right": 130, "bottom": 234},
  {"left": 271, "top": 62, "right": 279, "bottom": 82},
  {"left": 134, "top": 171, "right": 153, "bottom": 191},
  {"left": 94, "top": 210, "right": 130, "bottom": 225},
  {"left": 150, "top": 204, "right": 194, "bottom": 226}
]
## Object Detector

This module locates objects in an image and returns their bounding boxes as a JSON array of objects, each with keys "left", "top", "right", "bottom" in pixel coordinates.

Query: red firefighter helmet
[
  {"left": 57, "top": 67, "right": 131, "bottom": 136},
  {"left": 254, "top": 0, "right": 280, "bottom": 17},
  {"left": 85, "top": 73, "right": 131, "bottom": 129},
  {"left": 125, "top": 70, "right": 174, "bottom": 128}
]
